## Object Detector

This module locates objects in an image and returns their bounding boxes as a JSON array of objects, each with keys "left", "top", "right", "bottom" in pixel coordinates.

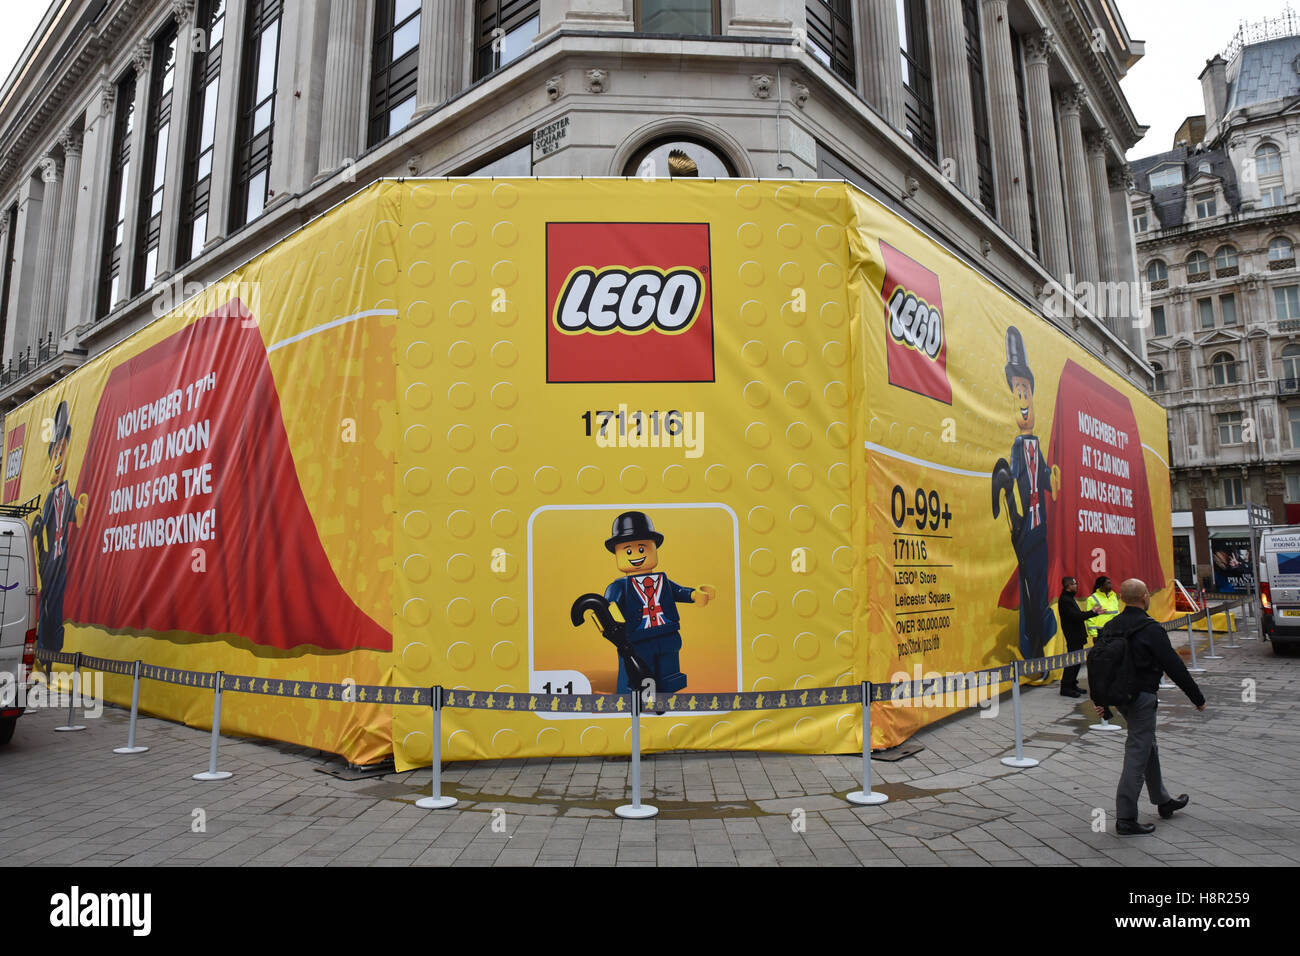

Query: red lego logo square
[
  {"left": 546, "top": 222, "right": 715, "bottom": 383},
  {"left": 878, "top": 240, "right": 952, "bottom": 405},
  {"left": 3, "top": 423, "right": 25, "bottom": 504}
]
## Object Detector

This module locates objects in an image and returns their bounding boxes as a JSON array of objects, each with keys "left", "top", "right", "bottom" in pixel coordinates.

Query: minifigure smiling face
[
  {"left": 1010, "top": 374, "right": 1035, "bottom": 434},
  {"left": 616, "top": 538, "right": 660, "bottom": 574},
  {"left": 49, "top": 436, "right": 69, "bottom": 486}
]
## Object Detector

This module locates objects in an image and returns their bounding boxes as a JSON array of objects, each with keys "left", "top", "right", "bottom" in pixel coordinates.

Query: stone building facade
[
  {"left": 1, "top": 0, "right": 1148, "bottom": 411},
  {"left": 1133, "top": 21, "right": 1300, "bottom": 586}
]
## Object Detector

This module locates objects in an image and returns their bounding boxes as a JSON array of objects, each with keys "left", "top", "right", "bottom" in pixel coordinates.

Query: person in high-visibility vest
[{"left": 1085, "top": 576, "right": 1121, "bottom": 641}]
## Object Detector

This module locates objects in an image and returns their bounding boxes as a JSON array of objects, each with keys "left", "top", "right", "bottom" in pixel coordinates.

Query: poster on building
[
  {"left": 3, "top": 179, "right": 1172, "bottom": 766},
  {"left": 1211, "top": 536, "right": 1255, "bottom": 592}
]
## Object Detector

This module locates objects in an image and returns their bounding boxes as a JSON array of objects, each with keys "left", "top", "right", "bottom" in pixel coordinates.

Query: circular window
[{"left": 624, "top": 137, "right": 737, "bottom": 179}]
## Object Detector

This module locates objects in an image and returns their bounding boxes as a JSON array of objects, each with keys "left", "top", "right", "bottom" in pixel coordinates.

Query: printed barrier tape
[{"left": 33, "top": 649, "right": 1110, "bottom": 711}]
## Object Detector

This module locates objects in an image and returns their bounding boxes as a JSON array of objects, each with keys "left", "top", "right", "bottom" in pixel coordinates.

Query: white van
[
  {"left": 1259, "top": 528, "right": 1300, "bottom": 654},
  {"left": 0, "top": 498, "right": 39, "bottom": 745}
]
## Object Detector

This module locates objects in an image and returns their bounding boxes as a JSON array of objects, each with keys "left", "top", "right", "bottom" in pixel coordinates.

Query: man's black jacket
[
  {"left": 1057, "top": 593, "right": 1096, "bottom": 645},
  {"left": 1096, "top": 606, "right": 1206, "bottom": 707}
]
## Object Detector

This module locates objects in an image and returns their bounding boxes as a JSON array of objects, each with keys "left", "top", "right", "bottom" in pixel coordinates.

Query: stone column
[
  {"left": 1087, "top": 131, "right": 1119, "bottom": 288},
  {"left": 317, "top": 0, "right": 368, "bottom": 175},
  {"left": 0, "top": 215, "right": 9, "bottom": 357},
  {"left": 3, "top": 177, "right": 40, "bottom": 362},
  {"left": 980, "top": 0, "right": 1031, "bottom": 247},
  {"left": 28, "top": 154, "right": 62, "bottom": 347},
  {"left": 47, "top": 129, "right": 82, "bottom": 340},
  {"left": 857, "top": 0, "right": 905, "bottom": 130},
  {"left": 415, "top": 0, "right": 468, "bottom": 118},
  {"left": 1058, "top": 84, "right": 1098, "bottom": 291},
  {"left": 119, "top": 41, "right": 152, "bottom": 302},
  {"left": 70, "top": 82, "right": 114, "bottom": 329},
  {"left": 1022, "top": 30, "right": 1069, "bottom": 279},
  {"left": 156, "top": 0, "right": 197, "bottom": 280},
  {"left": 931, "top": 0, "right": 978, "bottom": 198}
]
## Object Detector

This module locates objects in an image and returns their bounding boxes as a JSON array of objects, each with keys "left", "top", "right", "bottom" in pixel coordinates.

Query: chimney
[{"left": 1200, "top": 55, "right": 1228, "bottom": 131}]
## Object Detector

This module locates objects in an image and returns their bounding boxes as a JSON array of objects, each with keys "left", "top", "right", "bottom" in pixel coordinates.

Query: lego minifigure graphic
[
  {"left": 31, "top": 401, "right": 88, "bottom": 652},
  {"left": 599, "top": 511, "right": 715, "bottom": 694},
  {"left": 991, "top": 328, "right": 1060, "bottom": 659}
]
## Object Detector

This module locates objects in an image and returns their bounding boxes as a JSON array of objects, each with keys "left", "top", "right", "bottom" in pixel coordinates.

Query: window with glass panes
[
  {"left": 1290, "top": 406, "right": 1300, "bottom": 446},
  {"left": 1222, "top": 477, "right": 1244, "bottom": 506},
  {"left": 1261, "top": 184, "right": 1285, "bottom": 208},
  {"left": 1217, "top": 411, "right": 1243, "bottom": 444},
  {"left": 1151, "top": 304, "right": 1167, "bottom": 336},
  {"left": 1287, "top": 472, "right": 1300, "bottom": 502},
  {"left": 475, "top": 1, "right": 540, "bottom": 80},
  {"left": 1199, "top": 297, "right": 1214, "bottom": 329},
  {"left": 177, "top": 0, "right": 224, "bottom": 266},
  {"left": 133, "top": 24, "right": 177, "bottom": 295},
  {"left": 1276, "top": 284, "right": 1300, "bottom": 320},
  {"left": 1211, "top": 352, "right": 1238, "bottom": 385},
  {"left": 1283, "top": 345, "right": 1300, "bottom": 381},
  {"left": 368, "top": 0, "right": 420, "bottom": 147},
  {"left": 959, "top": 0, "right": 993, "bottom": 215},
  {"left": 97, "top": 71, "right": 137, "bottom": 319},
  {"left": 898, "top": 0, "right": 937, "bottom": 162},
  {"left": 639, "top": 0, "right": 718, "bottom": 34},
  {"left": 1195, "top": 192, "right": 1216, "bottom": 218},
  {"left": 229, "top": 0, "right": 281, "bottom": 230},
  {"left": 1220, "top": 293, "right": 1237, "bottom": 325},
  {"left": 804, "top": 2, "right": 853, "bottom": 83},
  {"left": 1270, "top": 236, "right": 1294, "bottom": 261},
  {"left": 1132, "top": 209, "right": 1148, "bottom": 232}
]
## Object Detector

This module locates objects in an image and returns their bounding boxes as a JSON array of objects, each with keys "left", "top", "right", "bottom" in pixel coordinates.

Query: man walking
[
  {"left": 1056, "top": 576, "right": 1095, "bottom": 697},
  {"left": 1094, "top": 579, "right": 1206, "bottom": 835}
]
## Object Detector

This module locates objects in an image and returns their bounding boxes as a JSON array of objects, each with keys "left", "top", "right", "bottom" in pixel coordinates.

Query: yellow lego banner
[{"left": 1, "top": 180, "right": 1170, "bottom": 766}]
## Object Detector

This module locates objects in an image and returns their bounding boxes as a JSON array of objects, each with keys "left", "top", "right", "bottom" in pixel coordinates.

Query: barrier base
[
  {"left": 54, "top": 725, "right": 86, "bottom": 732},
  {"left": 192, "top": 770, "right": 233, "bottom": 781},
  {"left": 415, "top": 795, "right": 458, "bottom": 810},
  {"left": 1090, "top": 722, "right": 1122, "bottom": 732},
  {"left": 1187, "top": 666, "right": 1206, "bottom": 674},
  {"left": 1202, "top": 653, "right": 1224, "bottom": 660},
  {"left": 113, "top": 745, "right": 149, "bottom": 754},
  {"left": 846, "top": 790, "right": 889, "bottom": 805},
  {"left": 1000, "top": 756, "right": 1039, "bottom": 768},
  {"left": 615, "top": 804, "right": 658, "bottom": 819}
]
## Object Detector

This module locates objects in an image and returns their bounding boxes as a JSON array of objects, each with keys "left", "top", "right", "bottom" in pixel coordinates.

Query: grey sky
[
  {"left": 1119, "top": 0, "right": 1300, "bottom": 159},
  {"left": 0, "top": 1, "right": 1297, "bottom": 165}
]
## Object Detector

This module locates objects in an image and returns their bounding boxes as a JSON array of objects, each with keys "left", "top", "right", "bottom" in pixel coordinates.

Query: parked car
[
  {"left": 1259, "top": 528, "right": 1300, "bottom": 655},
  {"left": 0, "top": 497, "right": 39, "bottom": 744}
]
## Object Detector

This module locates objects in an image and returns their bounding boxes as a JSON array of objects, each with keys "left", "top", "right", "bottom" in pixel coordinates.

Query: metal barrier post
[
  {"left": 1001, "top": 662, "right": 1040, "bottom": 767},
  {"left": 848, "top": 681, "right": 888, "bottom": 804},
  {"left": 1239, "top": 596, "right": 1258, "bottom": 640},
  {"left": 1203, "top": 598, "right": 1223, "bottom": 660},
  {"left": 616, "top": 688, "right": 657, "bottom": 818},
  {"left": 113, "top": 660, "right": 149, "bottom": 754},
  {"left": 1223, "top": 599, "right": 1242, "bottom": 649},
  {"left": 1186, "top": 614, "right": 1205, "bottom": 674},
  {"left": 54, "top": 652, "right": 87, "bottom": 732},
  {"left": 417, "top": 686, "right": 457, "bottom": 809},
  {"left": 192, "top": 672, "right": 232, "bottom": 781}
]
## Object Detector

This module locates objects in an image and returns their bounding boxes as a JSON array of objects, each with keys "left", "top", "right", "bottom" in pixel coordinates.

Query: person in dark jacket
[
  {"left": 1056, "top": 577, "right": 1096, "bottom": 697},
  {"left": 1093, "top": 578, "right": 1207, "bottom": 836}
]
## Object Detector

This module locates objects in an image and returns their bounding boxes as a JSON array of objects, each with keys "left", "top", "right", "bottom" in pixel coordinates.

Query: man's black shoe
[
  {"left": 1158, "top": 794, "right": 1189, "bottom": 819},
  {"left": 1116, "top": 819, "right": 1155, "bottom": 835},
  {"left": 1060, "top": 687, "right": 1083, "bottom": 698}
]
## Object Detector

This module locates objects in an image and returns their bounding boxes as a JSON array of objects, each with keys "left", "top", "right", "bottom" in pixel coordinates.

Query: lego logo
[
  {"left": 886, "top": 287, "right": 944, "bottom": 359},
  {"left": 554, "top": 266, "right": 704, "bottom": 334},
  {"left": 4, "top": 445, "right": 22, "bottom": 482}
]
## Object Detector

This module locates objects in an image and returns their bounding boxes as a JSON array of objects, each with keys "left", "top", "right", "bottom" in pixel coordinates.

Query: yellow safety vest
[{"left": 1085, "top": 590, "right": 1121, "bottom": 639}]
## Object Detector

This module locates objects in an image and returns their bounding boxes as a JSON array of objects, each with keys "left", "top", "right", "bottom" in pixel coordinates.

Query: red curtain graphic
[
  {"left": 63, "top": 302, "right": 391, "bottom": 651},
  {"left": 999, "top": 359, "right": 1166, "bottom": 609}
]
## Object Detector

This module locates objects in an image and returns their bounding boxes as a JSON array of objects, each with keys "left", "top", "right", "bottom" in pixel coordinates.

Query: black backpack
[{"left": 1086, "top": 619, "right": 1141, "bottom": 706}]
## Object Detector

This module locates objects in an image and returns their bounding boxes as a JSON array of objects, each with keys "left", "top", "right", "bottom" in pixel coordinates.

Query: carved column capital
[
  {"left": 59, "top": 128, "right": 83, "bottom": 158},
  {"left": 1023, "top": 29, "right": 1056, "bottom": 66},
  {"left": 1058, "top": 83, "right": 1087, "bottom": 115}
]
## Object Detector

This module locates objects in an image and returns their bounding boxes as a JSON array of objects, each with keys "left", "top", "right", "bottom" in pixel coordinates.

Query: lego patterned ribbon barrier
[{"left": 35, "top": 651, "right": 1097, "bottom": 711}]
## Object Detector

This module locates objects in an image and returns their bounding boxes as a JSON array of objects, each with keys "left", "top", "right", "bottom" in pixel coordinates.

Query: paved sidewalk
[{"left": 2, "top": 615, "right": 1297, "bottom": 866}]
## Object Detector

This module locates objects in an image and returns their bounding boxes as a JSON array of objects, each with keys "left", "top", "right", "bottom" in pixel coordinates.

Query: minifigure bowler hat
[
  {"left": 1004, "top": 326, "right": 1034, "bottom": 392},
  {"left": 48, "top": 401, "right": 71, "bottom": 457},
  {"left": 605, "top": 511, "right": 664, "bottom": 552}
]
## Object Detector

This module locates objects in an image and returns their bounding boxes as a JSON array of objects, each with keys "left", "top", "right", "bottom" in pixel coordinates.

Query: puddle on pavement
[{"left": 364, "top": 777, "right": 960, "bottom": 819}]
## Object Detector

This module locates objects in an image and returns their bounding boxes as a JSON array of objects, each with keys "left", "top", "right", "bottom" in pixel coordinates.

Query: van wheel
[{"left": 0, "top": 717, "right": 14, "bottom": 746}]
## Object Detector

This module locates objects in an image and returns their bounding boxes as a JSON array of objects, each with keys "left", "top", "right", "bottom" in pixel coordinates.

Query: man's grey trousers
[{"left": 1115, "top": 691, "right": 1173, "bottom": 820}]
